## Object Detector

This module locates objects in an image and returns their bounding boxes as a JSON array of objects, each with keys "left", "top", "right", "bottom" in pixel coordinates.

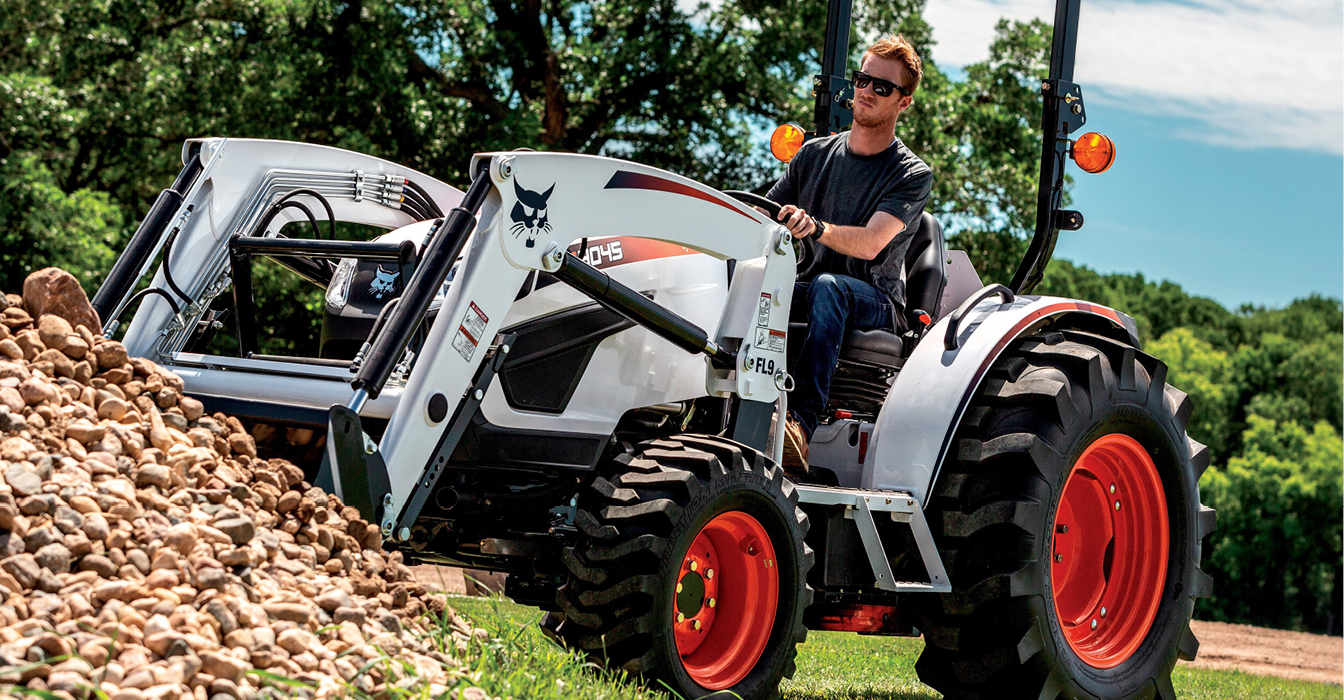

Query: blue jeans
[{"left": 790, "top": 274, "right": 895, "bottom": 437}]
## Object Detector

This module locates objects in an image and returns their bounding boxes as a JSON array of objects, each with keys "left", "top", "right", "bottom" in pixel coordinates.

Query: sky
[{"left": 924, "top": 0, "right": 1344, "bottom": 308}]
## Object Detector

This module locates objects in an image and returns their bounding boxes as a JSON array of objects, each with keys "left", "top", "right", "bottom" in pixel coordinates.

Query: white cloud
[{"left": 922, "top": 0, "right": 1344, "bottom": 154}]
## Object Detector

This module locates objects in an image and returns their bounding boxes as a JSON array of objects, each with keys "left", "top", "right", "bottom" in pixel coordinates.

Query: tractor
[{"left": 89, "top": 0, "right": 1213, "bottom": 697}]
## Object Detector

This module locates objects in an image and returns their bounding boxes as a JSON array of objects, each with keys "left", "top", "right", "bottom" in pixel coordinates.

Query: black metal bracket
[
  {"left": 321, "top": 404, "right": 392, "bottom": 525},
  {"left": 395, "top": 332, "right": 517, "bottom": 534},
  {"left": 1054, "top": 210, "right": 1084, "bottom": 231},
  {"left": 1045, "top": 79, "right": 1087, "bottom": 135},
  {"left": 813, "top": 74, "right": 855, "bottom": 137}
]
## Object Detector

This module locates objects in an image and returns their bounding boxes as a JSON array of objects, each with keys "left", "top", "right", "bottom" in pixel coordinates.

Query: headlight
[{"left": 326, "top": 257, "right": 358, "bottom": 311}]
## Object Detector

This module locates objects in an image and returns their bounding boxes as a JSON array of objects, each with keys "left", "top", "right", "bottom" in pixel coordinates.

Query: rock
[
  {"left": 135, "top": 463, "right": 171, "bottom": 489},
  {"left": 332, "top": 607, "right": 366, "bottom": 626},
  {"left": 198, "top": 651, "right": 247, "bottom": 684},
  {"left": 213, "top": 516, "right": 255, "bottom": 545},
  {"left": 179, "top": 396, "right": 204, "bottom": 422},
  {"left": 4, "top": 465, "right": 42, "bottom": 497},
  {"left": 35, "top": 315, "right": 72, "bottom": 352},
  {"left": 315, "top": 587, "right": 352, "bottom": 612},
  {"left": 23, "top": 268, "right": 99, "bottom": 331},
  {"left": 63, "top": 336, "right": 89, "bottom": 360},
  {"left": 93, "top": 342, "right": 130, "bottom": 373},
  {"left": 276, "top": 627, "right": 318, "bottom": 655},
  {"left": 276, "top": 491, "right": 301, "bottom": 514},
  {"left": 0, "top": 386, "right": 22, "bottom": 413},
  {"left": 79, "top": 554, "right": 118, "bottom": 578},
  {"left": 34, "top": 543, "right": 71, "bottom": 573},
  {"left": 18, "top": 378, "right": 56, "bottom": 406},
  {"left": 1, "top": 553, "right": 39, "bottom": 588},
  {"left": 195, "top": 567, "right": 227, "bottom": 591},
  {"left": 65, "top": 419, "right": 106, "bottom": 445},
  {"left": 262, "top": 602, "right": 312, "bottom": 624},
  {"left": 163, "top": 522, "right": 198, "bottom": 554},
  {"left": 98, "top": 396, "right": 130, "bottom": 421}
]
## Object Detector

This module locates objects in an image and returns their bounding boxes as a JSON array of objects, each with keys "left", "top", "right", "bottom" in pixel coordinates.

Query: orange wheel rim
[
  {"left": 674, "top": 511, "right": 779, "bottom": 689},
  {"left": 1051, "top": 434, "right": 1169, "bottom": 668}
]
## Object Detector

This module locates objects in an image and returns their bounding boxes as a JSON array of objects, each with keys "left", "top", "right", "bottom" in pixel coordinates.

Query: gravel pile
[{"left": 0, "top": 269, "right": 488, "bottom": 700}]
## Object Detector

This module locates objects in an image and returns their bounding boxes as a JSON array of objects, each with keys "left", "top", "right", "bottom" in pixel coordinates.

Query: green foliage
[
  {"left": 1199, "top": 416, "right": 1343, "bottom": 633},
  {"left": 0, "top": 155, "right": 121, "bottom": 292},
  {"left": 1147, "top": 328, "right": 1234, "bottom": 454}
]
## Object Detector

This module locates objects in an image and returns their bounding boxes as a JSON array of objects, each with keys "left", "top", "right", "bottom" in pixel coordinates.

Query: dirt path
[
  {"left": 1179, "top": 619, "right": 1342, "bottom": 685},
  {"left": 413, "top": 566, "right": 1341, "bottom": 685}
]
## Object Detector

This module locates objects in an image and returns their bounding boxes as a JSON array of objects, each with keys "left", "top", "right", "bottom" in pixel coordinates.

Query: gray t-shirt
[{"left": 767, "top": 132, "right": 933, "bottom": 315}]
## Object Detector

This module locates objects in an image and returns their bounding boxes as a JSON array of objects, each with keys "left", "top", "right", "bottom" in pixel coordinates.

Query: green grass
[{"left": 444, "top": 595, "right": 1340, "bottom": 700}]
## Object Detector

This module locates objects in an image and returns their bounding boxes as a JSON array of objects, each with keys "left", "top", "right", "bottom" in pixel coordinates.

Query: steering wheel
[{"left": 723, "top": 191, "right": 820, "bottom": 279}]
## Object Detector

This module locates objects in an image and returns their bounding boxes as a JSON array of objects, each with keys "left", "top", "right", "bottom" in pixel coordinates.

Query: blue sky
[{"left": 919, "top": 0, "right": 1344, "bottom": 308}]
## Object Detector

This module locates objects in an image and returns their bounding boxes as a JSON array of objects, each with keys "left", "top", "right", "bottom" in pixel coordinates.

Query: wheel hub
[
  {"left": 1051, "top": 434, "right": 1169, "bottom": 669},
  {"left": 674, "top": 511, "right": 779, "bottom": 689}
]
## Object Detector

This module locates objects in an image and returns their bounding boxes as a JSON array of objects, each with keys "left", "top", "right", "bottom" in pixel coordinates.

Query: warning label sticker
[
  {"left": 757, "top": 293, "right": 771, "bottom": 327},
  {"left": 451, "top": 302, "right": 489, "bottom": 362},
  {"left": 755, "top": 327, "right": 786, "bottom": 354}
]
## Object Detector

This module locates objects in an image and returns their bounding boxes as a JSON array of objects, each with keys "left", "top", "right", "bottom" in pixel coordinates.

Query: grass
[{"left": 444, "top": 595, "right": 1341, "bottom": 700}]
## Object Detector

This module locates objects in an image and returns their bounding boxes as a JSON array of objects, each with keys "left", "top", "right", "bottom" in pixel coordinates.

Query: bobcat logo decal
[
  {"left": 368, "top": 266, "right": 398, "bottom": 300},
  {"left": 509, "top": 180, "right": 554, "bottom": 248}
]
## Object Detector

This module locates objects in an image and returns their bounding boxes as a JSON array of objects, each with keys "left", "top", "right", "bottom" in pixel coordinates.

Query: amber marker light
[
  {"left": 770, "top": 124, "right": 805, "bottom": 163},
  {"left": 1071, "top": 132, "right": 1116, "bottom": 174}
]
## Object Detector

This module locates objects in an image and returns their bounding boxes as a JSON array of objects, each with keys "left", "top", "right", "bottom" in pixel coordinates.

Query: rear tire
[
  {"left": 911, "top": 329, "right": 1216, "bottom": 700},
  {"left": 554, "top": 435, "right": 814, "bottom": 699}
]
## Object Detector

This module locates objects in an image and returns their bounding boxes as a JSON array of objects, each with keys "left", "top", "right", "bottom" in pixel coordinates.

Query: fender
[{"left": 863, "top": 295, "right": 1139, "bottom": 504}]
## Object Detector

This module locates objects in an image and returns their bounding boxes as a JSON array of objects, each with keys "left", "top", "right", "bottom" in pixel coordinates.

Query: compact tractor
[{"left": 89, "top": 0, "right": 1214, "bottom": 697}]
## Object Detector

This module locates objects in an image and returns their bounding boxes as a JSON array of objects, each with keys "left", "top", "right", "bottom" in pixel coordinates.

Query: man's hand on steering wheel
[{"left": 777, "top": 204, "right": 818, "bottom": 239}]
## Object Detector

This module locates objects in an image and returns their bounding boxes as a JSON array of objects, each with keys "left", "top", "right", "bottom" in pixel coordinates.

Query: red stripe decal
[{"left": 605, "top": 171, "right": 759, "bottom": 221}]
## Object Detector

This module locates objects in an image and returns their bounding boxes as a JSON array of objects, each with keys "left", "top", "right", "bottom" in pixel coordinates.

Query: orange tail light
[
  {"left": 1072, "top": 132, "right": 1116, "bottom": 173},
  {"left": 770, "top": 124, "right": 805, "bottom": 163}
]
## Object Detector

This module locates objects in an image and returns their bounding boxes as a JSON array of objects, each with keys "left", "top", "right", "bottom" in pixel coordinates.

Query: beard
[{"left": 852, "top": 102, "right": 897, "bottom": 129}]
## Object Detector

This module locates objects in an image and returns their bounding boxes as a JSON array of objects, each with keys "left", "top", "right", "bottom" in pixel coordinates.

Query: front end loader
[{"left": 89, "top": 0, "right": 1213, "bottom": 697}]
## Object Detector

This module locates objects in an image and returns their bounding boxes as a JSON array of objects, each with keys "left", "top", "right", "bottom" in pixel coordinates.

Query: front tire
[
  {"left": 555, "top": 435, "right": 814, "bottom": 699},
  {"left": 911, "top": 329, "right": 1216, "bottom": 700}
]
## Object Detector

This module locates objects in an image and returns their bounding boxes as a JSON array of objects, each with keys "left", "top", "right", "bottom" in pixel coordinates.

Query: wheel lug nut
[
  {"left": 1091, "top": 619, "right": 1098, "bottom": 630},
  {"left": 1101, "top": 607, "right": 1107, "bottom": 618},
  {"left": 708, "top": 598, "right": 716, "bottom": 608},
  {"left": 706, "top": 568, "right": 714, "bottom": 579},
  {"left": 676, "top": 582, "right": 683, "bottom": 593},
  {"left": 689, "top": 560, "right": 698, "bottom": 572},
  {"left": 1114, "top": 500, "right": 1121, "bottom": 511},
  {"left": 1109, "top": 483, "right": 1116, "bottom": 494},
  {"left": 1057, "top": 524, "right": 1068, "bottom": 534},
  {"left": 693, "top": 619, "right": 702, "bottom": 631},
  {"left": 1055, "top": 553, "right": 1063, "bottom": 563},
  {"left": 676, "top": 612, "right": 684, "bottom": 623}
]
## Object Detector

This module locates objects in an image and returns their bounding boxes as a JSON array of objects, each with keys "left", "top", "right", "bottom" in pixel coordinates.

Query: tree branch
[{"left": 406, "top": 52, "right": 508, "bottom": 120}]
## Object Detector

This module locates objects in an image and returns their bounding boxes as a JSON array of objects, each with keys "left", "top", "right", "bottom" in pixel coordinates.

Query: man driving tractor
[{"left": 769, "top": 35, "right": 933, "bottom": 472}]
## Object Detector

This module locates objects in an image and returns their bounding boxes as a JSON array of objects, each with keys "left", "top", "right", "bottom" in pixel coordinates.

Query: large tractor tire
[
  {"left": 911, "top": 329, "right": 1216, "bottom": 700},
  {"left": 553, "top": 435, "right": 814, "bottom": 699}
]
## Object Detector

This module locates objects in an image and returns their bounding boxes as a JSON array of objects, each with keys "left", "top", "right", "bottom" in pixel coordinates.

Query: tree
[
  {"left": 1199, "top": 416, "right": 1343, "bottom": 633},
  {"left": 1147, "top": 328, "right": 1234, "bottom": 460}
]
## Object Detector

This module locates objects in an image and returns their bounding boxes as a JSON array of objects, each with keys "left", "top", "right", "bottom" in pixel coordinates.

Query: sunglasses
[{"left": 851, "top": 70, "right": 911, "bottom": 98}]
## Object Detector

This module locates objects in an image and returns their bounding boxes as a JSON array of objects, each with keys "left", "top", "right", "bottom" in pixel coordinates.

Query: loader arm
[{"left": 338, "top": 152, "right": 798, "bottom": 538}]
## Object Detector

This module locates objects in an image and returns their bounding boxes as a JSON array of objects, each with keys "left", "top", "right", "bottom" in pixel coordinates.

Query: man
[{"left": 769, "top": 35, "right": 933, "bottom": 473}]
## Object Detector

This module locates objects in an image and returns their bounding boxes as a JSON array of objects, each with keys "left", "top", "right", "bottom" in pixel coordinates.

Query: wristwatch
[{"left": 811, "top": 216, "right": 827, "bottom": 240}]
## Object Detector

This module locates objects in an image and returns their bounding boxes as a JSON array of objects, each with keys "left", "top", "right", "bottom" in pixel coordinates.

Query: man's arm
[{"left": 776, "top": 205, "right": 905, "bottom": 261}]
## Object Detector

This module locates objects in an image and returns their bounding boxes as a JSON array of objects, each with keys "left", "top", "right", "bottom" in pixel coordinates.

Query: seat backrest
[{"left": 905, "top": 211, "right": 947, "bottom": 319}]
